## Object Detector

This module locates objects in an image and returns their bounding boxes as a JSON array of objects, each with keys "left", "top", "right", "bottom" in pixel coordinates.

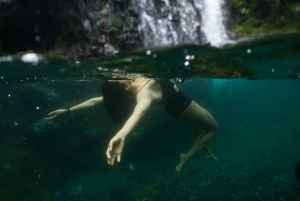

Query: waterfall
[
  {"left": 137, "top": 0, "right": 231, "bottom": 47},
  {"left": 197, "top": 0, "right": 231, "bottom": 47}
]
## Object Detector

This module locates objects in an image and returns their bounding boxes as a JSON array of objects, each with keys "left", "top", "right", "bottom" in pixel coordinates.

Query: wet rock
[{"left": 1, "top": 0, "right": 142, "bottom": 58}]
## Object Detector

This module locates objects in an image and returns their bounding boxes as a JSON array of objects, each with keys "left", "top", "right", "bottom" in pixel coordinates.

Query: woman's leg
[{"left": 175, "top": 101, "right": 218, "bottom": 174}]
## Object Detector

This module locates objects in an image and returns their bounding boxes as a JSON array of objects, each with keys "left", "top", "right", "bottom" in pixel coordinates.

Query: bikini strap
[{"left": 138, "top": 79, "right": 151, "bottom": 93}]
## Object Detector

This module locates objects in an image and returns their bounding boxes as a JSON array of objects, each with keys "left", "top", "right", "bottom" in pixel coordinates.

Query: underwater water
[{"left": 0, "top": 34, "right": 300, "bottom": 201}]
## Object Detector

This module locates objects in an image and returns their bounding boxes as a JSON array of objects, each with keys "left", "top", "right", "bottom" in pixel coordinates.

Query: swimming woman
[{"left": 45, "top": 78, "right": 218, "bottom": 174}]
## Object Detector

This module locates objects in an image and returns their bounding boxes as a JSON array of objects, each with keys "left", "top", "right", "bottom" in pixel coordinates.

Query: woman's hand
[
  {"left": 106, "top": 135, "right": 125, "bottom": 165},
  {"left": 45, "top": 109, "right": 66, "bottom": 124}
]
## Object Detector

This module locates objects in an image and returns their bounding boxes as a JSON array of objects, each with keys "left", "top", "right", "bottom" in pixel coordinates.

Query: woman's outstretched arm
[
  {"left": 45, "top": 97, "right": 103, "bottom": 123},
  {"left": 67, "top": 97, "right": 103, "bottom": 113},
  {"left": 106, "top": 95, "right": 152, "bottom": 165}
]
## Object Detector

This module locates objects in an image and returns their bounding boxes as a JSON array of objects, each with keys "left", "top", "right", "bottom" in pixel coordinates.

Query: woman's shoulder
[{"left": 137, "top": 79, "right": 163, "bottom": 104}]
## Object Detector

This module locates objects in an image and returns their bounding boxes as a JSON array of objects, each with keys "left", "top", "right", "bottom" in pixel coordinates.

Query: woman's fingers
[
  {"left": 106, "top": 141, "right": 120, "bottom": 165},
  {"left": 107, "top": 154, "right": 120, "bottom": 165},
  {"left": 110, "top": 156, "right": 116, "bottom": 165},
  {"left": 45, "top": 119, "right": 53, "bottom": 124},
  {"left": 45, "top": 110, "right": 66, "bottom": 125},
  {"left": 48, "top": 111, "right": 56, "bottom": 116},
  {"left": 106, "top": 138, "right": 124, "bottom": 165},
  {"left": 45, "top": 116, "right": 54, "bottom": 120},
  {"left": 106, "top": 154, "right": 116, "bottom": 165},
  {"left": 45, "top": 114, "right": 60, "bottom": 124},
  {"left": 45, "top": 115, "right": 56, "bottom": 123},
  {"left": 117, "top": 154, "right": 121, "bottom": 162},
  {"left": 106, "top": 146, "right": 111, "bottom": 160}
]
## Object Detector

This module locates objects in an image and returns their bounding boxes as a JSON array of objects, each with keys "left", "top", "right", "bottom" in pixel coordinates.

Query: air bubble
[
  {"left": 174, "top": 77, "right": 185, "bottom": 84},
  {"left": 146, "top": 50, "right": 151, "bottom": 55}
]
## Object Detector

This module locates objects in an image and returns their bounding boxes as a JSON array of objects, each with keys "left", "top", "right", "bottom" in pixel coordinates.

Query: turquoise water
[{"left": 0, "top": 34, "right": 300, "bottom": 201}]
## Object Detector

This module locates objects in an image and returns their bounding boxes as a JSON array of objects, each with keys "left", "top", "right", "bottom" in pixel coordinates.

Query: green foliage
[
  {"left": 110, "top": 11, "right": 124, "bottom": 34},
  {"left": 231, "top": 0, "right": 300, "bottom": 36},
  {"left": 109, "top": 11, "right": 125, "bottom": 49},
  {"left": 240, "top": 7, "right": 249, "bottom": 15},
  {"left": 289, "top": 3, "right": 300, "bottom": 12}
]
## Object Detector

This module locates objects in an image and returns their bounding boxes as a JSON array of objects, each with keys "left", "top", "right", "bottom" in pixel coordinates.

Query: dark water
[{"left": 0, "top": 34, "right": 300, "bottom": 201}]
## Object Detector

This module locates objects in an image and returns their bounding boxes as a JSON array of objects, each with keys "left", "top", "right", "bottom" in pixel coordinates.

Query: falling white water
[
  {"left": 138, "top": 0, "right": 232, "bottom": 47},
  {"left": 197, "top": 0, "right": 232, "bottom": 47},
  {"left": 138, "top": 0, "right": 176, "bottom": 47}
]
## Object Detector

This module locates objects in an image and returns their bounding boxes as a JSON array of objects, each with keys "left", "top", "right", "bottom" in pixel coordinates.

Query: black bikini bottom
[{"left": 157, "top": 79, "right": 192, "bottom": 118}]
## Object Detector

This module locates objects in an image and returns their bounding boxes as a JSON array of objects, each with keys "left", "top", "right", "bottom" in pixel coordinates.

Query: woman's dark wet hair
[{"left": 102, "top": 80, "right": 135, "bottom": 127}]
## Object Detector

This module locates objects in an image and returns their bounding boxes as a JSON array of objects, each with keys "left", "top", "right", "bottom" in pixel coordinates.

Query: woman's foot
[{"left": 175, "top": 154, "right": 188, "bottom": 175}]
